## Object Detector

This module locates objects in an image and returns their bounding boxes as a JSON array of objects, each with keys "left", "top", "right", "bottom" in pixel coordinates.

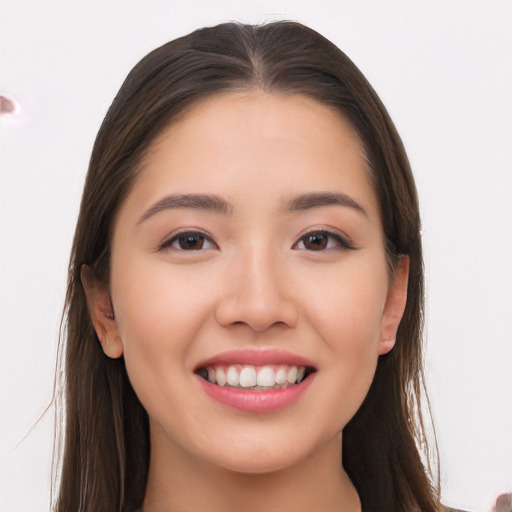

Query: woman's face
[{"left": 88, "top": 92, "right": 408, "bottom": 474}]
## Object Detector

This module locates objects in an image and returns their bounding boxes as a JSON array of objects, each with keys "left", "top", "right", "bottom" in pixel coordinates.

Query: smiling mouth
[{"left": 195, "top": 364, "right": 315, "bottom": 390}]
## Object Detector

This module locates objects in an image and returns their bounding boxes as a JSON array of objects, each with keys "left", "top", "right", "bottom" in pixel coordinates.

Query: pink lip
[
  {"left": 194, "top": 349, "right": 317, "bottom": 413},
  {"left": 195, "top": 348, "right": 316, "bottom": 370},
  {"left": 196, "top": 373, "right": 315, "bottom": 413}
]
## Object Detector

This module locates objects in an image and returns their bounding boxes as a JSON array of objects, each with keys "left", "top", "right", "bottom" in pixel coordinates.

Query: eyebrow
[
  {"left": 285, "top": 192, "right": 367, "bottom": 216},
  {"left": 138, "top": 190, "right": 366, "bottom": 224},
  {"left": 138, "top": 194, "right": 232, "bottom": 223}
]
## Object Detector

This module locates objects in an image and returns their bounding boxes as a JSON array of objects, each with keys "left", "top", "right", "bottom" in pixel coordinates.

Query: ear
[
  {"left": 81, "top": 265, "right": 123, "bottom": 359},
  {"left": 378, "top": 256, "right": 410, "bottom": 355}
]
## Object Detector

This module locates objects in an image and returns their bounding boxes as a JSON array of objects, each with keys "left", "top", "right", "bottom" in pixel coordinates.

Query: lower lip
[{"left": 197, "top": 375, "right": 314, "bottom": 413}]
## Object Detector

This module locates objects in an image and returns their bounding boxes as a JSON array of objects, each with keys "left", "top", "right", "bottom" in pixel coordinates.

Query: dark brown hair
[{"left": 54, "top": 21, "right": 440, "bottom": 512}]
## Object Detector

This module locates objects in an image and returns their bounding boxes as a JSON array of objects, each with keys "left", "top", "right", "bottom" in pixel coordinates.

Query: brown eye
[
  {"left": 161, "top": 231, "right": 217, "bottom": 251},
  {"left": 302, "top": 233, "right": 329, "bottom": 250},
  {"left": 294, "top": 230, "right": 354, "bottom": 251},
  {"left": 178, "top": 234, "right": 206, "bottom": 250}
]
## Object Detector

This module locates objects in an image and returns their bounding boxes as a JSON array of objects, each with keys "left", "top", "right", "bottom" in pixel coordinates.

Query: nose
[{"left": 215, "top": 250, "right": 299, "bottom": 332}]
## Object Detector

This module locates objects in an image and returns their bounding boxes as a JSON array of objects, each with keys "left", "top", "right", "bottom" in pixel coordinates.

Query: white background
[{"left": 1, "top": 1, "right": 511, "bottom": 511}]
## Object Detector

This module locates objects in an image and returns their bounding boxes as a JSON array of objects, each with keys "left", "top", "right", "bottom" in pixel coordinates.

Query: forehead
[
  {"left": 121, "top": 91, "right": 379, "bottom": 221},
  {"left": 149, "top": 91, "right": 365, "bottom": 162}
]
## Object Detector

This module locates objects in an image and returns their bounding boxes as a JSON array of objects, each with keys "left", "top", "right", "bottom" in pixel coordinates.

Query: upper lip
[{"left": 195, "top": 348, "right": 317, "bottom": 370}]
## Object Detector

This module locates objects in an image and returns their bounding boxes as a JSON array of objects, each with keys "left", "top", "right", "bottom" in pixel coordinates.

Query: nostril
[{"left": 214, "top": 269, "right": 299, "bottom": 331}]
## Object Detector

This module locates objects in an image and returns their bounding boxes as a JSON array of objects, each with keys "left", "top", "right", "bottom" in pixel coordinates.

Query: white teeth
[
  {"left": 239, "top": 366, "right": 257, "bottom": 387},
  {"left": 207, "top": 367, "right": 216, "bottom": 384},
  {"left": 226, "top": 365, "right": 239, "bottom": 386},
  {"left": 275, "top": 366, "right": 288, "bottom": 385},
  {"left": 201, "top": 364, "right": 309, "bottom": 389},
  {"left": 215, "top": 367, "right": 227, "bottom": 386},
  {"left": 256, "top": 365, "right": 275, "bottom": 387},
  {"left": 286, "top": 366, "right": 298, "bottom": 384}
]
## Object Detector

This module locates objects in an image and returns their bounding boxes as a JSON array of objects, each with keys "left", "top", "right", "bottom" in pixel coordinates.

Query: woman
[{"left": 55, "top": 21, "right": 441, "bottom": 511}]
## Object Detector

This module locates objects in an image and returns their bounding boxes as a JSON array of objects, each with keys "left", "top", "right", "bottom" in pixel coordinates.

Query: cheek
[
  {"left": 299, "top": 258, "right": 388, "bottom": 421},
  {"left": 110, "top": 254, "right": 213, "bottom": 377},
  {"left": 305, "top": 256, "right": 388, "bottom": 347},
  {"left": 108, "top": 255, "right": 220, "bottom": 426}
]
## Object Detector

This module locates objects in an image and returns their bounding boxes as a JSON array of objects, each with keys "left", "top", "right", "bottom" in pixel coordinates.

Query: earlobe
[
  {"left": 379, "top": 256, "right": 410, "bottom": 356},
  {"left": 81, "top": 265, "right": 123, "bottom": 359}
]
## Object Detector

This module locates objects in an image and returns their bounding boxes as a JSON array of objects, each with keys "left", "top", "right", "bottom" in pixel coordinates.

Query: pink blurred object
[
  {"left": 494, "top": 493, "right": 512, "bottom": 512},
  {"left": 0, "top": 95, "right": 17, "bottom": 114}
]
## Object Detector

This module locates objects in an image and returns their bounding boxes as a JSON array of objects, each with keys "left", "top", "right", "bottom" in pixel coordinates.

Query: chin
[
  {"left": 197, "top": 427, "right": 335, "bottom": 476},
  {"left": 212, "top": 451, "right": 306, "bottom": 475}
]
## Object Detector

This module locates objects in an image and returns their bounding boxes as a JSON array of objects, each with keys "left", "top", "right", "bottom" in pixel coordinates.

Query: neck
[{"left": 141, "top": 429, "right": 361, "bottom": 512}]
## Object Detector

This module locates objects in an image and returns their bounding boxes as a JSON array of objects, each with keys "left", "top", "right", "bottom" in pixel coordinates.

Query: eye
[
  {"left": 160, "top": 231, "right": 217, "bottom": 251},
  {"left": 293, "top": 230, "right": 354, "bottom": 251}
]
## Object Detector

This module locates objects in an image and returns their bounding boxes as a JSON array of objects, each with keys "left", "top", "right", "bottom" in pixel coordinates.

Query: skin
[{"left": 84, "top": 92, "right": 409, "bottom": 512}]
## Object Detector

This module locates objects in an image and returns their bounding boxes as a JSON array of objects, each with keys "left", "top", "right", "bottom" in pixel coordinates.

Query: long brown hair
[{"left": 54, "top": 21, "right": 440, "bottom": 512}]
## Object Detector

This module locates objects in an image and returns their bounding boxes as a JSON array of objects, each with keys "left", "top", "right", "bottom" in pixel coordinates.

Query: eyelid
[
  {"left": 158, "top": 229, "right": 218, "bottom": 251},
  {"left": 292, "top": 228, "right": 356, "bottom": 251}
]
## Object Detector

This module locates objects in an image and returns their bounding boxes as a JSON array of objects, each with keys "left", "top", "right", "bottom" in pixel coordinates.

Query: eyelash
[
  {"left": 292, "top": 229, "right": 356, "bottom": 251},
  {"left": 158, "top": 229, "right": 355, "bottom": 252},
  {"left": 159, "top": 231, "right": 218, "bottom": 252}
]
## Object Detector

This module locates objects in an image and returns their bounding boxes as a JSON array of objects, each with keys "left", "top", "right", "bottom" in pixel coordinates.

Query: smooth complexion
[{"left": 84, "top": 92, "right": 409, "bottom": 512}]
